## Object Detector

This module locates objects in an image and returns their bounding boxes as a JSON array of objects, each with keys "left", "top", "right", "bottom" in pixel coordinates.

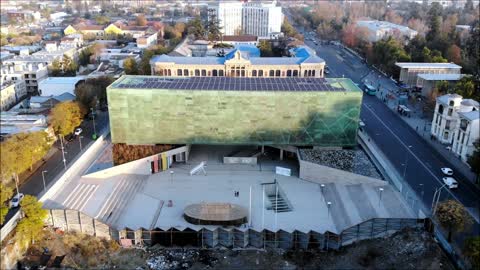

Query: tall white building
[{"left": 209, "top": 1, "right": 282, "bottom": 38}]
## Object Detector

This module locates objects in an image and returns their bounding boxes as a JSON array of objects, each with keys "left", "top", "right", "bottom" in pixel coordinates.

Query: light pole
[
  {"left": 91, "top": 107, "right": 97, "bottom": 139},
  {"left": 378, "top": 187, "right": 384, "bottom": 205},
  {"left": 59, "top": 135, "right": 67, "bottom": 170},
  {"left": 42, "top": 170, "right": 48, "bottom": 192},
  {"left": 402, "top": 145, "right": 412, "bottom": 179},
  {"left": 327, "top": 201, "right": 332, "bottom": 216},
  {"left": 432, "top": 183, "right": 448, "bottom": 216},
  {"left": 170, "top": 171, "right": 174, "bottom": 183},
  {"left": 419, "top": 184, "right": 424, "bottom": 201},
  {"left": 79, "top": 136, "right": 84, "bottom": 151}
]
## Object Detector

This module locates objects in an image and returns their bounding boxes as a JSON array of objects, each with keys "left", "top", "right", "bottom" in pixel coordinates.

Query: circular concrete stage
[{"left": 184, "top": 203, "right": 247, "bottom": 226}]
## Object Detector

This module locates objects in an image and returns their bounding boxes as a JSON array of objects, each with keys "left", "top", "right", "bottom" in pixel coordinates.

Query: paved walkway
[{"left": 362, "top": 72, "right": 477, "bottom": 184}]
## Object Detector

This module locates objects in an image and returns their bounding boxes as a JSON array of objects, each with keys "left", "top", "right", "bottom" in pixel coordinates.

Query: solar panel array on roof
[{"left": 113, "top": 76, "right": 344, "bottom": 92}]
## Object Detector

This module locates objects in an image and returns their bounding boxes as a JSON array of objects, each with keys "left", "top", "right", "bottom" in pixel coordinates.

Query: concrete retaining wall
[
  {"left": 84, "top": 145, "right": 191, "bottom": 178},
  {"left": 47, "top": 209, "right": 115, "bottom": 240}
]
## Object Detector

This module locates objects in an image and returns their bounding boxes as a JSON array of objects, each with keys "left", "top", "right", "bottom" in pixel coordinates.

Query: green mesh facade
[{"left": 107, "top": 77, "right": 363, "bottom": 147}]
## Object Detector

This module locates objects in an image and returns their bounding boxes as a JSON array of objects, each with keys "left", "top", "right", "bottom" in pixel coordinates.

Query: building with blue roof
[{"left": 150, "top": 45, "right": 325, "bottom": 78}]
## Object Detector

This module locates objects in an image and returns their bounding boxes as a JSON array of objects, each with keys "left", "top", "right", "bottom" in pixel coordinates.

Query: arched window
[
  {"left": 201, "top": 70, "right": 206, "bottom": 76},
  {"left": 259, "top": 70, "right": 264, "bottom": 76},
  {"left": 269, "top": 70, "right": 274, "bottom": 77},
  {"left": 286, "top": 70, "right": 292, "bottom": 77},
  {"left": 213, "top": 70, "right": 218, "bottom": 76},
  {"left": 184, "top": 69, "right": 188, "bottom": 76},
  {"left": 438, "top": 104, "right": 444, "bottom": 114},
  {"left": 293, "top": 70, "right": 298, "bottom": 77},
  {"left": 219, "top": 70, "right": 224, "bottom": 76},
  {"left": 195, "top": 69, "right": 200, "bottom": 76},
  {"left": 275, "top": 70, "right": 281, "bottom": 77},
  {"left": 252, "top": 70, "right": 257, "bottom": 77},
  {"left": 304, "top": 70, "right": 308, "bottom": 77},
  {"left": 241, "top": 70, "right": 245, "bottom": 77},
  {"left": 167, "top": 69, "right": 171, "bottom": 76},
  {"left": 177, "top": 69, "right": 182, "bottom": 76}
]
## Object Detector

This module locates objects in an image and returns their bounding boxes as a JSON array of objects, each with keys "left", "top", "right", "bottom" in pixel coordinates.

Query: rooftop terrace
[{"left": 109, "top": 76, "right": 362, "bottom": 92}]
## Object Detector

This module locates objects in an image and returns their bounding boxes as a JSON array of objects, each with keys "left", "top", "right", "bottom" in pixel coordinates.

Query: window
[
  {"left": 219, "top": 70, "right": 224, "bottom": 76},
  {"left": 258, "top": 70, "right": 263, "bottom": 76},
  {"left": 212, "top": 70, "right": 218, "bottom": 76},
  {"left": 184, "top": 69, "right": 188, "bottom": 76},
  {"left": 241, "top": 70, "right": 245, "bottom": 77},
  {"left": 293, "top": 70, "right": 298, "bottom": 77},
  {"left": 195, "top": 69, "right": 200, "bottom": 76},
  {"left": 275, "top": 70, "right": 280, "bottom": 77},
  {"left": 177, "top": 69, "right": 182, "bottom": 76},
  {"left": 252, "top": 70, "right": 257, "bottom": 77},
  {"left": 167, "top": 69, "right": 171, "bottom": 76},
  {"left": 269, "top": 70, "right": 274, "bottom": 77},
  {"left": 448, "top": 108, "right": 453, "bottom": 116},
  {"left": 449, "top": 100, "right": 454, "bottom": 106},
  {"left": 286, "top": 70, "right": 292, "bottom": 77},
  {"left": 201, "top": 70, "right": 206, "bottom": 76},
  {"left": 460, "top": 119, "right": 468, "bottom": 131},
  {"left": 438, "top": 105, "right": 444, "bottom": 114}
]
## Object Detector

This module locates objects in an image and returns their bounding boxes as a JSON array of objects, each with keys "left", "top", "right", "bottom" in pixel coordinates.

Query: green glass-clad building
[{"left": 107, "top": 76, "right": 363, "bottom": 147}]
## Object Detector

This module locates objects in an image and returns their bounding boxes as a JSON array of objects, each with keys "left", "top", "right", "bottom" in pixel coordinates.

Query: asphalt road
[
  {"left": 302, "top": 38, "right": 480, "bottom": 238},
  {"left": 1, "top": 111, "right": 109, "bottom": 228}
]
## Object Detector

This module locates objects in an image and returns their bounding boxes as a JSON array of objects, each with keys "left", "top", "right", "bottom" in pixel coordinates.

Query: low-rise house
[
  {"left": 136, "top": 32, "right": 158, "bottom": 49},
  {"left": 0, "top": 112, "right": 53, "bottom": 139},
  {"left": 221, "top": 35, "right": 258, "bottom": 46},
  {"left": 7, "top": 10, "right": 41, "bottom": 22},
  {"left": 431, "top": 94, "right": 480, "bottom": 163},
  {"left": 38, "top": 77, "right": 86, "bottom": 96},
  {"left": 452, "top": 100, "right": 480, "bottom": 162},
  {"left": 396, "top": 62, "right": 462, "bottom": 87},
  {"left": 416, "top": 73, "right": 465, "bottom": 97},
  {"left": 60, "top": 34, "right": 84, "bottom": 48}
]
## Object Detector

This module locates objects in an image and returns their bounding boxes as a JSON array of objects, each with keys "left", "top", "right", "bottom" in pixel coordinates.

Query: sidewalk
[{"left": 366, "top": 75, "right": 478, "bottom": 184}]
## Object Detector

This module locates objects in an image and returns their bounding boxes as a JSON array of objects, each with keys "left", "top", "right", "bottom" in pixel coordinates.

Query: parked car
[
  {"left": 74, "top": 128, "right": 83, "bottom": 136},
  {"left": 441, "top": 167, "right": 454, "bottom": 176},
  {"left": 10, "top": 193, "right": 24, "bottom": 208},
  {"left": 443, "top": 177, "right": 458, "bottom": 189}
]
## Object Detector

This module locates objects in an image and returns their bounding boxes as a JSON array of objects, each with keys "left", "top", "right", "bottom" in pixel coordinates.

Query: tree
[
  {"left": 186, "top": 16, "right": 205, "bottom": 39},
  {"left": 136, "top": 14, "right": 147, "bottom": 26},
  {"left": 426, "top": 2, "right": 442, "bottom": 43},
  {"left": 49, "top": 101, "right": 86, "bottom": 137},
  {"left": 95, "top": 15, "right": 110, "bottom": 25},
  {"left": 74, "top": 77, "right": 113, "bottom": 108},
  {"left": 454, "top": 76, "right": 479, "bottom": 100},
  {"left": 446, "top": 44, "right": 462, "bottom": 64},
  {"left": 123, "top": 57, "right": 139, "bottom": 75},
  {"left": 464, "top": 236, "right": 480, "bottom": 269},
  {"left": 207, "top": 13, "right": 222, "bottom": 42},
  {"left": 16, "top": 195, "right": 48, "bottom": 244},
  {"left": 0, "top": 184, "right": 14, "bottom": 225},
  {"left": 50, "top": 59, "right": 62, "bottom": 76},
  {"left": 435, "top": 199, "right": 473, "bottom": 242},
  {"left": 467, "top": 139, "right": 480, "bottom": 184},
  {"left": 258, "top": 40, "right": 274, "bottom": 57},
  {"left": 0, "top": 132, "right": 52, "bottom": 196},
  {"left": 281, "top": 18, "right": 297, "bottom": 38}
]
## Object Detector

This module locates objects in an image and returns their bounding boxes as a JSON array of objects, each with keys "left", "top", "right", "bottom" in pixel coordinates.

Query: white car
[
  {"left": 441, "top": 167, "right": 453, "bottom": 176},
  {"left": 10, "top": 193, "right": 24, "bottom": 208},
  {"left": 443, "top": 177, "right": 458, "bottom": 189},
  {"left": 74, "top": 128, "right": 83, "bottom": 136}
]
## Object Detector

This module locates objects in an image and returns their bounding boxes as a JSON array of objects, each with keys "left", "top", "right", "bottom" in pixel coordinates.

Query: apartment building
[
  {"left": 0, "top": 79, "right": 27, "bottom": 111},
  {"left": 1, "top": 61, "right": 48, "bottom": 94},
  {"left": 208, "top": 1, "right": 282, "bottom": 38}
]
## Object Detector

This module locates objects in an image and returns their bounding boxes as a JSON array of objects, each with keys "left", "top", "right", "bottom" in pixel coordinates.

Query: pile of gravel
[
  {"left": 144, "top": 248, "right": 218, "bottom": 270},
  {"left": 299, "top": 149, "right": 382, "bottom": 179}
]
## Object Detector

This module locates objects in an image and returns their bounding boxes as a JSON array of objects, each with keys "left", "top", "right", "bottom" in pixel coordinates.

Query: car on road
[
  {"left": 74, "top": 128, "right": 83, "bottom": 136},
  {"left": 443, "top": 177, "right": 458, "bottom": 189},
  {"left": 441, "top": 167, "right": 454, "bottom": 176},
  {"left": 10, "top": 193, "right": 24, "bottom": 208}
]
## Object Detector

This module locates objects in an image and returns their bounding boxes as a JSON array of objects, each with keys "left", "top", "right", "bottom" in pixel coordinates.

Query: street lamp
[
  {"left": 327, "top": 201, "right": 332, "bottom": 216},
  {"left": 170, "top": 171, "right": 174, "bottom": 183},
  {"left": 42, "top": 170, "right": 48, "bottom": 192},
  {"left": 79, "top": 136, "right": 84, "bottom": 151},
  {"left": 378, "top": 187, "right": 384, "bottom": 205},
  {"left": 432, "top": 183, "right": 448, "bottom": 216},
  {"left": 91, "top": 107, "right": 97, "bottom": 139},
  {"left": 59, "top": 135, "right": 67, "bottom": 170},
  {"left": 403, "top": 145, "right": 413, "bottom": 179}
]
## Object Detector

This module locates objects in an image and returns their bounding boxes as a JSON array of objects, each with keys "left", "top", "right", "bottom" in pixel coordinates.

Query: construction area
[
  {"left": 41, "top": 143, "right": 424, "bottom": 249},
  {"left": 18, "top": 227, "right": 454, "bottom": 269}
]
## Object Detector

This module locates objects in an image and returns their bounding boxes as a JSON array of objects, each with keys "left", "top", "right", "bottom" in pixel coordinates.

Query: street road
[{"left": 1, "top": 111, "right": 109, "bottom": 228}]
